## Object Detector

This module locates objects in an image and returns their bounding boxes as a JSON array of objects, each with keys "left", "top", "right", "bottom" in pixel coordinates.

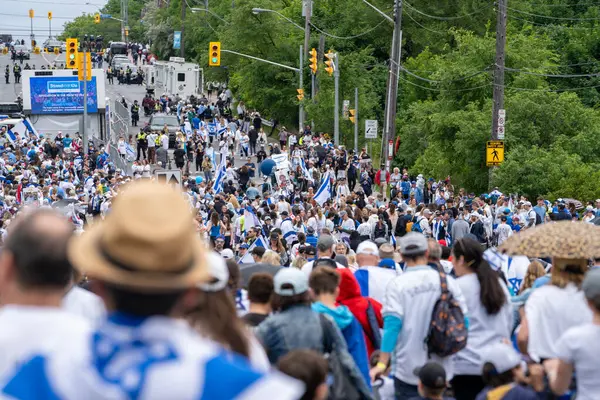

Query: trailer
[{"left": 153, "top": 57, "right": 204, "bottom": 98}]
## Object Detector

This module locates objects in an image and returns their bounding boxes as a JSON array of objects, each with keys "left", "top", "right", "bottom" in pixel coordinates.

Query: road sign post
[{"left": 486, "top": 140, "right": 505, "bottom": 167}]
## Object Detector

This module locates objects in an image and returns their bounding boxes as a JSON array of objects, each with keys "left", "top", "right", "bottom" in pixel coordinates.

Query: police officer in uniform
[
  {"left": 131, "top": 100, "right": 140, "bottom": 127},
  {"left": 136, "top": 130, "right": 148, "bottom": 161},
  {"left": 4, "top": 66, "right": 9, "bottom": 84},
  {"left": 126, "top": 66, "right": 132, "bottom": 85},
  {"left": 13, "top": 63, "right": 21, "bottom": 84}
]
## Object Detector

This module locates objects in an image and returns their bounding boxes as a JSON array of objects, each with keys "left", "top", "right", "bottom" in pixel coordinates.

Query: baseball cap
[
  {"left": 583, "top": 268, "right": 600, "bottom": 300},
  {"left": 216, "top": 235, "right": 225, "bottom": 241},
  {"left": 307, "top": 226, "right": 315, "bottom": 235},
  {"left": 413, "top": 362, "right": 446, "bottom": 389},
  {"left": 317, "top": 235, "right": 335, "bottom": 252},
  {"left": 480, "top": 342, "right": 521, "bottom": 374},
  {"left": 356, "top": 241, "right": 378, "bottom": 255},
  {"left": 281, "top": 210, "right": 289, "bottom": 216},
  {"left": 399, "top": 232, "right": 428, "bottom": 256},
  {"left": 274, "top": 268, "right": 309, "bottom": 296},
  {"left": 240, "top": 243, "right": 249, "bottom": 249},
  {"left": 220, "top": 248, "right": 234, "bottom": 259},
  {"left": 304, "top": 246, "right": 317, "bottom": 256},
  {"left": 198, "top": 252, "right": 229, "bottom": 292}
]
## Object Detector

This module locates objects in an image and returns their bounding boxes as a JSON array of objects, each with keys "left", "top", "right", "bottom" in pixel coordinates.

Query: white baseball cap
[
  {"left": 197, "top": 252, "right": 229, "bottom": 292},
  {"left": 356, "top": 241, "right": 379, "bottom": 256},
  {"left": 220, "top": 248, "right": 234, "bottom": 260},
  {"left": 274, "top": 268, "right": 309, "bottom": 296},
  {"left": 480, "top": 342, "right": 521, "bottom": 374}
]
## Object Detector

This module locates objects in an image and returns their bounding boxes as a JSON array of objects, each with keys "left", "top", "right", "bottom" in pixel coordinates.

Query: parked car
[
  {"left": 43, "top": 40, "right": 62, "bottom": 53},
  {"left": 149, "top": 114, "right": 180, "bottom": 148}
]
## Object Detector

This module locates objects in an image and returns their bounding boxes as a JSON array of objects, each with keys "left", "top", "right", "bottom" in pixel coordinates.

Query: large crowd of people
[{"left": 0, "top": 85, "right": 597, "bottom": 400}]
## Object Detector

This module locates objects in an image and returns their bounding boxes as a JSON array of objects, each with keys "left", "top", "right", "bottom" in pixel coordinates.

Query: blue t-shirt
[
  {"left": 63, "top": 137, "right": 73, "bottom": 148},
  {"left": 475, "top": 384, "right": 539, "bottom": 400}
]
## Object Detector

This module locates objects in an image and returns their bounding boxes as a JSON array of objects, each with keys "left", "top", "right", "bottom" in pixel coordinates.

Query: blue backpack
[{"left": 411, "top": 217, "right": 424, "bottom": 233}]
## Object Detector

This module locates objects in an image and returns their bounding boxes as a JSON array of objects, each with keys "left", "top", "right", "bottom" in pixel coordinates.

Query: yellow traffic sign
[{"left": 486, "top": 140, "right": 504, "bottom": 167}]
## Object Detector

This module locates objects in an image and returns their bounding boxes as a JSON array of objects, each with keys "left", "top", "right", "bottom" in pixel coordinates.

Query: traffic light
[
  {"left": 324, "top": 51, "right": 336, "bottom": 76},
  {"left": 349, "top": 109, "right": 356, "bottom": 124},
  {"left": 54, "top": 47, "right": 59, "bottom": 55},
  {"left": 66, "top": 38, "right": 78, "bottom": 69},
  {"left": 28, "top": 9, "right": 34, "bottom": 18},
  {"left": 309, "top": 48, "right": 317, "bottom": 74},
  {"left": 34, "top": 47, "right": 40, "bottom": 55},
  {"left": 77, "top": 52, "right": 92, "bottom": 81},
  {"left": 209, "top": 41, "right": 221, "bottom": 67},
  {"left": 297, "top": 89, "right": 304, "bottom": 101},
  {"left": 48, "top": 11, "right": 52, "bottom": 20},
  {"left": 94, "top": 13, "right": 100, "bottom": 24},
  {"left": 1, "top": 48, "right": 7, "bottom": 55}
]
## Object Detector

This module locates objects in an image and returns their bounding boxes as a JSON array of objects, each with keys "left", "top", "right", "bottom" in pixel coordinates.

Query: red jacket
[{"left": 336, "top": 268, "right": 383, "bottom": 356}]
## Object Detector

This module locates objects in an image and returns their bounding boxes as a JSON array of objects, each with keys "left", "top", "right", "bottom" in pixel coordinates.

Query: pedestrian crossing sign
[{"left": 486, "top": 140, "right": 504, "bottom": 167}]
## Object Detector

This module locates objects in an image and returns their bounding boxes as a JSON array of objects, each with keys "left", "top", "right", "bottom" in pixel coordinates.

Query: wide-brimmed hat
[
  {"left": 499, "top": 221, "right": 600, "bottom": 259},
  {"left": 68, "top": 181, "right": 209, "bottom": 291}
]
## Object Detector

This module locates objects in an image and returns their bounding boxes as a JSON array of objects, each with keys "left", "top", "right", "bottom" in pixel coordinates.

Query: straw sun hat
[
  {"left": 499, "top": 221, "right": 600, "bottom": 260},
  {"left": 68, "top": 181, "right": 209, "bottom": 291}
]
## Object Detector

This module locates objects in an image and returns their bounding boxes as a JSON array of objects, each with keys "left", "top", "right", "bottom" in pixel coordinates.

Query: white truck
[{"left": 153, "top": 57, "right": 204, "bottom": 98}]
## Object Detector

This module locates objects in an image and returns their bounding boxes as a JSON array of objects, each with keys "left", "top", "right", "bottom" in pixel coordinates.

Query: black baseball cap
[{"left": 413, "top": 362, "right": 446, "bottom": 389}]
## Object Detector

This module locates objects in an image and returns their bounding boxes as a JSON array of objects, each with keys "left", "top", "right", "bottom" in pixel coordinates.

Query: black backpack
[{"left": 425, "top": 263, "right": 468, "bottom": 357}]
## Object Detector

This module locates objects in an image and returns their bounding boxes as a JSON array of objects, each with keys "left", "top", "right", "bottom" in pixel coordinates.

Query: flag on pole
[
  {"left": 300, "top": 158, "right": 313, "bottom": 183},
  {"left": 208, "top": 123, "right": 217, "bottom": 136},
  {"left": 239, "top": 235, "right": 270, "bottom": 264},
  {"left": 22, "top": 119, "right": 39, "bottom": 139},
  {"left": 314, "top": 173, "right": 332, "bottom": 206},
  {"left": 5, "top": 129, "right": 16, "bottom": 145},
  {"left": 212, "top": 154, "right": 227, "bottom": 194},
  {"left": 390, "top": 234, "right": 397, "bottom": 249}
]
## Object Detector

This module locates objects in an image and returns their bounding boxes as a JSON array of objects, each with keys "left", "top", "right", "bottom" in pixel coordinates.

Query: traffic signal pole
[
  {"left": 333, "top": 54, "right": 339, "bottom": 146},
  {"left": 83, "top": 47, "right": 88, "bottom": 155},
  {"left": 299, "top": 45, "right": 304, "bottom": 133}
]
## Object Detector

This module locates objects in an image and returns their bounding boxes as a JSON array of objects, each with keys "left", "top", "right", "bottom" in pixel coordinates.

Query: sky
[{"left": 1, "top": 0, "right": 107, "bottom": 43}]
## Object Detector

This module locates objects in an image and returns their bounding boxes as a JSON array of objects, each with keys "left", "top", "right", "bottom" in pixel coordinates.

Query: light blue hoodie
[{"left": 312, "top": 302, "right": 371, "bottom": 388}]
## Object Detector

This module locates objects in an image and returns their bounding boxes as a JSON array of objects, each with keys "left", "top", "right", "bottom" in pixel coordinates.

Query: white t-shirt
[
  {"left": 384, "top": 265, "right": 467, "bottom": 385},
  {"left": 62, "top": 286, "right": 107, "bottom": 325},
  {"left": 453, "top": 274, "right": 513, "bottom": 375},
  {"left": 340, "top": 218, "right": 355, "bottom": 241},
  {"left": 301, "top": 258, "right": 346, "bottom": 276},
  {"left": 0, "top": 305, "right": 92, "bottom": 379},
  {"left": 555, "top": 323, "right": 600, "bottom": 400},
  {"left": 525, "top": 283, "right": 593, "bottom": 362}
]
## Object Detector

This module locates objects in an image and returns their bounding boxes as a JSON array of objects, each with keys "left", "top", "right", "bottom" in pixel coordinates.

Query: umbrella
[
  {"left": 239, "top": 263, "right": 282, "bottom": 287},
  {"left": 499, "top": 221, "right": 600, "bottom": 259},
  {"left": 51, "top": 198, "right": 79, "bottom": 208},
  {"left": 561, "top": 198, "right": 583, "bottom": 210}
]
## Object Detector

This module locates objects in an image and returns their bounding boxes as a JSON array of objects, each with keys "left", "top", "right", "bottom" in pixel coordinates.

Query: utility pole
[
  {"left": 299, "top": 45, "right": 304, "bottom": 133},
  {"left": 180, "top": 0, "right": 186, "bottom": 58},
  {"left": 83, "top": 47, "right": 89, "bottom": 155},
  {"left": 382, "top": 0, "right": 403, "bottom": 172},
  {"left": 121, "top": 0, "right": 129, "bottom": 42},
  {"left": 303, "top": 0, "right": 311, "bottom": 60},
  {"left": 491, "top": 0, "right": 507, "bottom": 141},
  {"left": 354, "top": 87, "right": 359, "bottom": 153},
  {"left": 333, "top": 53, "right": 340, "bottom": 146}
]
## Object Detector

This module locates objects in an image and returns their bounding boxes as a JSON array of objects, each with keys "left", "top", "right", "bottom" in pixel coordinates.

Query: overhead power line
[
  {"left": 525, "top": 1, "right": 600, "bottom": 6},
  {"left": 398, "top": 74, "right": 493, "bottom": 92},
  {"left": 403, "top": 1, "right": 494, "bottom": 21},
  {"left": 504, "top": 66, "right": 600, "bottom": 78},
  {"left": 498, "top": 83, "right": 600, "bottom": 92},
  {"left": 309, "top": 19, "right": 388, "bottom": 40},
  {"left": 403, "top": 8, "right": 448, "bottom": 34},
  {"left": 509, "top": 14, "right": 600, "bottom": 29},
  {"left": 507, "top": 6, "right": 600, "bottom": 20},
  {"left": 400, "top": 65, "right": 493, "bottom": 83}
]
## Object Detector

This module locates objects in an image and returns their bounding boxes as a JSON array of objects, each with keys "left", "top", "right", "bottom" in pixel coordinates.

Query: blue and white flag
[
  {"left": 354, "top": 266, "right": 398, "bottom": 305},
  {"left": 22, "top": 119, "right": 39, "bottom": 139},
  {"left": 300, "top": 158, "right": 313, "bottom": 183},
  {"left": 243, "top": 206, "right": 261, "bottom": 232},
  {"left": 390, "top": 234, "right": 397, "bottom": 248},
  {"left": 207, "top": 123, "right": 217, "bottom": 136},
  {"left": 5, "top": 129, "right": 16, "bottom": 145},
  {"left": 313, "top": 173, "right": 332, "bottom": 206},
  {"left": 217, "top": 124, "right": 227, "bottom": 136},
  {"left": 212, "top": 154, "right": 227, "bottom": 194},
  {"left": 239, "top": 235, "right": 270, "bottom": 264},
  {"left": 125, "top": 143, "right": 136, "bottom": 160}
]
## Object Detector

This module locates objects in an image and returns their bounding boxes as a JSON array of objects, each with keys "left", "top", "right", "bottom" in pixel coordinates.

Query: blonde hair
[
  {"left": 292, "top": 256, "right": 307, "bottom": 270},
  {"left": 262, "top": 250, "right": 281, "bottom": 266},
  {"left": 519, "top": 260, "right": 546, "bottom": 294},
  {"left": 551, "top": 258, "right": 587, "bottom": 289}
]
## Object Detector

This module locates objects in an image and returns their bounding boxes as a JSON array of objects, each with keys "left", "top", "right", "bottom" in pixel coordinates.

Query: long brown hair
[{"left": 186, "top": 289, "right": 250, "bottom": 358}]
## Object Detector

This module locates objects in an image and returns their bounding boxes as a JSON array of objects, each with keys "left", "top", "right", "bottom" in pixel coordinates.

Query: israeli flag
[
  {"left": 22, "top": 119, "right": 39, "bottom": 139},
  {"left": 300, "top": 158, "right": 313, "bottom": 183},
  {"left": 5, "top": 129, "right": 16, "bottom": 145},
  {"left": 354, "top": 267, "right": 398, "bottom": 305},
  {"left": 313, "top": 173, "right": 332, "bottom": 206},
  {"left": 390, "top": 234, "right": 397, "bottom": 248},
  {"left": 208, "top": 123, "right": 217, "bottom": 136},
  {"left": 217, "top": 124, "right": 227, "bottom": 136},
  {"left": 483, "top": 248, "right": 508, "bottom": 272},
  {"left": 244, "top": 206, "right": 261, "bottom": 232},
  {"left": 239, "top": 235, "right": 270, "bottom": 264},
  {"left": 10, "top": 122, "right": 27, "bottom": 139},
  {"left": 212, "top": 154, "right": 227, "bottom": 194},
  {"left": 125, "top": 143, "right": 136, "bottom": 160}
]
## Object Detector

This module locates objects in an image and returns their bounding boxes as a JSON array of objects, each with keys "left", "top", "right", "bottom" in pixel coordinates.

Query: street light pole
[
  {"left": 83, "top": 47, "right": 89, "bottom": 155},
  {"left": 333, "top": 53, "right": 339, "bottom": 146},
  {"left": 299, "top": 45, "right": 304, "bottom": 133},
  {"left": 354, "top": 87, "right": 359, "bottom": 153},
  {"left": 303, "top": 0, "right": 311, "bottom": 60}
]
